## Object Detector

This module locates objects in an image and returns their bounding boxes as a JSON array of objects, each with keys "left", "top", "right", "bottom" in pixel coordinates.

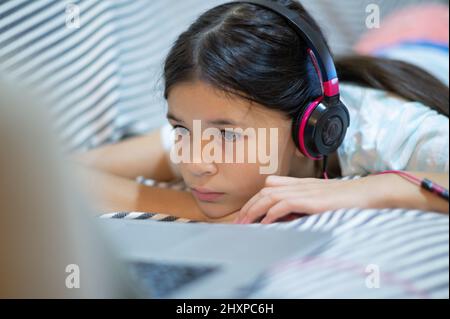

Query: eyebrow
[
  {"left": 167, "top": 112, "right": 183, "bottom": 123},
  {"left": 208, "top": 119, "right": 238, "bottom": 126},
  {"left": 166, "top": 113, "right": 239, "bottom": 126}
]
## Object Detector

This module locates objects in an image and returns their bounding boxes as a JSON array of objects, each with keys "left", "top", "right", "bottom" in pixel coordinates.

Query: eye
[
  {"left": 221, "top": 129, "right": 241, "bottom": 142},
  {"left": 172, "top": 125, "right": 190, "bottom": 136}
]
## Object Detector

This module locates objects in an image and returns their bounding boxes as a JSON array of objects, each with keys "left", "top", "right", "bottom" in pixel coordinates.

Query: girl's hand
[{"left": 233, "top": 175, "right": 389, "bottom": 224}]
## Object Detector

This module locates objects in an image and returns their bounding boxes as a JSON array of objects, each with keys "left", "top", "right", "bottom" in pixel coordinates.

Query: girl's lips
[{"left": 191, "top": 188, "right": 224, "bottom": 202}]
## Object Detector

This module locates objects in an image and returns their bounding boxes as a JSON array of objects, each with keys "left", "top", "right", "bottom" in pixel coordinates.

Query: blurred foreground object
[{"left": 0, "top": 77, "right": 136, "bottom": 298}]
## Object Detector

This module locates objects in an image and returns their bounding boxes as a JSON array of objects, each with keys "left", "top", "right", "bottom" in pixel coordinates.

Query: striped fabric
[
  {"left": 100, "top": 208, "right": 449, "bottom": 298},
  {"left": 245, "top": 209, "right": 449, "bottom": 299},
  {"left": 100, "top": 177, "right": 449, "bottom": 298},
  {"left": 1, "top": 0, "right": 442, "bottom": 152},
  {"left": 99, "top": 212, "right": 193, "bottom": 223},
  {"left": 0, "top": 0, "right": 227, "bottom": 152}
]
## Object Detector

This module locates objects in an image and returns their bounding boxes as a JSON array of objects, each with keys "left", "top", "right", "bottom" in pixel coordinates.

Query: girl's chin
[{"left": 197, "top": 202, "right": 241, "bottom": 221}]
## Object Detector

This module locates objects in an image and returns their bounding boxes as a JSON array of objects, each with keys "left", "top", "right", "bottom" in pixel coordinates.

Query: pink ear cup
[
  {"left": 296, "top": 49, "right": 343, "bottom": 160},
  {"left": 297, "top": 96, "right": 323, "bottom": 160},
  {"left": 296, "top": 49, "right": 324, "bottom": 160}
]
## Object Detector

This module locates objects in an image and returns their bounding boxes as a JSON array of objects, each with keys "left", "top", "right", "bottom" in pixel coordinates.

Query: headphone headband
[
  {"left": 232, "top": 0, "right": 340, "bottom": 97},
  {"left": 227, "top": 0, "right": 349, "bottom": 160}
]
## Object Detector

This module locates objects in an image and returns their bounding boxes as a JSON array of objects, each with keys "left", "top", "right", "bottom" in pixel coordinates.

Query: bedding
[
  {"left": 0, "top": 0, "right": 229, "bottom": 152},
  {"left": 100, "top": 209, "right": 449, "bottom": 299},
  {"left": 1, "top": 0, "right": 440, "bottom": 152},
  {"left": 244, "top": 209, "right": 449, "bottom": 299},
  {"left": 99, "top": 177, "right": 449, "bottom": 299}
]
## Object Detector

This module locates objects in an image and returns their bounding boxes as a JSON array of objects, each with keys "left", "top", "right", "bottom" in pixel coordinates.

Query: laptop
[
  {"left": 100, "top": 219, "right": 328, "bottom": 298},
  {"left": 0, "top": 76, "right": 329, "bottom": 298}
]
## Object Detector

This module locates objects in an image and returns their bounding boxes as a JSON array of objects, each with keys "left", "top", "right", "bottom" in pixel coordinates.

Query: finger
[
  {"left": 242, "top": 191, "right": 301, "bottom": 224},
  {"left": 260, "top": 197, "right": 313, "bottom": 224},
  {"left": 240, "top": 194, "right": 279, "bottom": 224},
  {"left": 236, "top": 186, "right": 286, "bottom": 222},
  {"left": 238, "top": 184, "right": 317, "bottom": 223},
  {"left": 235, "top": 192, "right": 263, "bottom": 223},
  {"left": 236, "top": 181, "right": 332, "bottom": 223}
]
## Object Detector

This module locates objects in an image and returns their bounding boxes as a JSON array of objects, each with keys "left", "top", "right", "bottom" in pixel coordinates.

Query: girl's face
[{"left": 167, "top": 80, "right": 304, "bottom": 219}]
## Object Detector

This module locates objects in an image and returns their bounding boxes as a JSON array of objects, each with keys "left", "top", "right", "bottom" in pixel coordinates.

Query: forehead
[{"left": 167, "top": 80, "right": 287, "bottom": 127}]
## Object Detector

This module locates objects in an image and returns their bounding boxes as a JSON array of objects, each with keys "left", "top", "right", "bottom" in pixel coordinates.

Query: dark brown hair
[{"left": 164, "top": 0, "right": 449, "bottom": 118}]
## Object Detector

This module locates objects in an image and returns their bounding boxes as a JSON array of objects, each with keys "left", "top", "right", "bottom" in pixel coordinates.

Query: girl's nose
[
  {"left": 186, "top": 161, "right": 218, "bottom": 177},
  {"left": 185, "top": 137, "right": 219, "bottom": 177}
]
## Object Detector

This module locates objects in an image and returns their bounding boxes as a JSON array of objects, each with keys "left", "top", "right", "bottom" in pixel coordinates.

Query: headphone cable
[
  {"left": 322, "top": 159, "right": 448, "bottom": 202},
  {"left": 322, "top": 155, "right": 329, "bottom": 180},
  {"left": 374, "top": 170, "right": 449, "bottom": 202}
]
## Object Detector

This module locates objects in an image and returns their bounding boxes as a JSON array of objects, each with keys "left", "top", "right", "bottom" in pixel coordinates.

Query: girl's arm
[
  {"left": 235, "top": 171, "right": 449, "bottom": 224},
  {"left": 369, "top": 171, "right": 449, "bottom": 214},
  {"left": 74, "top": 164, "right": 236, "bottom": 223},
  {"left": 74, "top": 130, "right": 176, "bottom": 181},
  {"left": 73, "top": 130, "right": 236, "bottom": 223}
]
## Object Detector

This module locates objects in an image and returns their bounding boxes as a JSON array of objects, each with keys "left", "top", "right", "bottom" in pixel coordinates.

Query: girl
[{"left": 77, "top": 0, "right": 449, "bottom": 223}]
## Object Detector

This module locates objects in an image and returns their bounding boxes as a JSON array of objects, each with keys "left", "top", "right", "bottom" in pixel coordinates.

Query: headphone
[{"left": 232, "top": 0, "right": 350, "bottom": 160}]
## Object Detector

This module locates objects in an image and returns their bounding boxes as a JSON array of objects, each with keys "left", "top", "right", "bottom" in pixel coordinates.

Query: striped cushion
[
  {"left": 0, "top": 0, "right": 227, "bottom": 152},
  {"left": 99, "top": 212, "right": 193, "bottom": 223},
  {"left": 1, "top": 0, "right": 439, "bottom": 151},
  {"left": 100, "top": 176, "right": 449, "bottom": 298},
  {"left": 99, "top": 209, "right": 449, "bottom": 298},
  {"left": 245, "top": 209, "right": 449, "bottom": 299}
]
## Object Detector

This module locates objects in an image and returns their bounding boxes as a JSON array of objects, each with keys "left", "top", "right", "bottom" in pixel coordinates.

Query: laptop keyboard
[{"left": 128, "top": 261, "right": 220, "bottom": 298}]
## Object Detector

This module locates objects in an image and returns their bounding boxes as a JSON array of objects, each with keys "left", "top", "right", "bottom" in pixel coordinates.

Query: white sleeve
[
  {"left": 160, "top": 122, "right": 174, "bottom": 153},
  {"left": 405, "top": 111, "right": 449, "bottom": 173},
  {"left": 159, "top": 123, "right": 182, "bottom": 179},
  {"left": 337, "top": 85, "right": 449, "bottom": 176}
]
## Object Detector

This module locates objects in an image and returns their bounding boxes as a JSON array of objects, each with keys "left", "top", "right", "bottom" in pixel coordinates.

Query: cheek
[
  {"left": 200, "top": 163, "right": 268, "bottom": 219},
  {"left": 173, "top": 133, "right": 296, "bottom": 219},
  {"left": 221, "top": 162, "right": 267, "bottom": 200}
]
